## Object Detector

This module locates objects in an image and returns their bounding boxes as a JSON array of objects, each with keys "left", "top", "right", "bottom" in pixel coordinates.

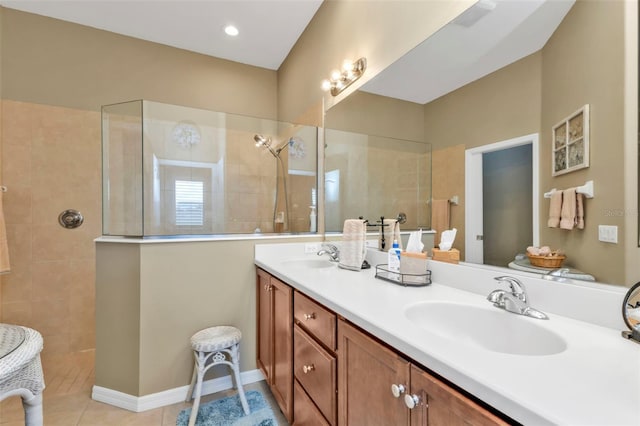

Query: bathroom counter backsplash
[{"left": 255, "top": 242, "right": 640, "bottom": 426}]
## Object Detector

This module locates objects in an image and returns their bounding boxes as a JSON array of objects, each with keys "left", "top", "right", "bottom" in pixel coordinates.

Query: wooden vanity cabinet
[
  {"left": 257, "top": 268, "right": 509, "bottom": 426},
  {"left": 293, "top": 291, "right": 338, "bottom": 426},
  {"left": 338, "top": 319, "right": 508, "bottom": 426},
  {"left": 256, "top": 268, "right": 293, "bottom": 423},
  {"left": 338, "top": 319, "right": 410, "bottom": 426}
]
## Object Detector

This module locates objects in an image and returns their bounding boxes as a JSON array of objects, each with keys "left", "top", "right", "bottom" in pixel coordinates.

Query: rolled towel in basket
[{"left": 339, "top": 219, "right": 367, "bottom": 271}]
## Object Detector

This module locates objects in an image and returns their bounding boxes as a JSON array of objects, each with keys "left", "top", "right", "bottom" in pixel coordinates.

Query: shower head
[
  {"left": 254, "top": 134, "right": 271, "bottom": 147},
  {"left": 253, "top": 134, "right": 291, "bottom": 158}
]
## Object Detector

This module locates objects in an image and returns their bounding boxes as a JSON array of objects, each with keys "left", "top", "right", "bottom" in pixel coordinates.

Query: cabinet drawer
[
  {"left": 293, "top": 380, "right": 330, "bottom": 426},
  {"left": 294, "top": 291, "right": 336, "bottom": 350},
  {"left": 294, "top": 325, "right": 337, "bottom": 426}
]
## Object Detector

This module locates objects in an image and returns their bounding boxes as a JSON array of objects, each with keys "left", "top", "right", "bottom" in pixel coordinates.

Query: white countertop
[{"left": 255, "top": 242, "right": 640, "bottom": 426}]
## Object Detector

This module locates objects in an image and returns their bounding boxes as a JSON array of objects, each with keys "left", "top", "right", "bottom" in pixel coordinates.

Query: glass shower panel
[
  {"left": 324, "top": 129, "right": 431, "bottom": 232},
  {"left": 102, "top": 101, "right": 143, "bottom": 236},
  {"left": 102, "top": 100, "right": 318, "bottom": 237}
]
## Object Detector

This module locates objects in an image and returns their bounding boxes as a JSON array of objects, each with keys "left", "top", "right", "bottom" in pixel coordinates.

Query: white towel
[
  {"left": 380, "top": 219, "right": 403, "bottom": 251},
  {"left": 547, "top": 191, "right": 562, "bottom": 228},
  {"left": 560, "top": 189, "right": 577, "bottom": 230},
  {"left": 339, "top": 219, "right": 367, "bottom": 271}
]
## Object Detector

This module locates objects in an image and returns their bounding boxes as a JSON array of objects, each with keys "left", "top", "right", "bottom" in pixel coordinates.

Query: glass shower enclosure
[{"left": 102, "top": 100, "right": 318, "bottom": 237}]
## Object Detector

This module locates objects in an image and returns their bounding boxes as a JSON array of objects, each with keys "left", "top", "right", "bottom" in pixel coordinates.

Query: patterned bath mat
[{"left": 176, "top": 390, "right": 276, "bottom": 426}]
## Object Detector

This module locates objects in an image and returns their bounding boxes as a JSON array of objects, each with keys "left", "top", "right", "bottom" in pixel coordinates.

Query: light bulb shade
[
  {"left": 321, "top": 79, "right": 332, "bottom": 91},
  {"left": 330, "top": 69, "right": 341, "bottom": 81}
]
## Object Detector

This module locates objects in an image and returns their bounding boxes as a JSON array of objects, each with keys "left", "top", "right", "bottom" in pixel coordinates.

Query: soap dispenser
[
  {"left": 388, "top": 239, "right": 401, "bottom": 273},
  {"left": 309, "top": 206, "right": 317, "bottom": 232}
]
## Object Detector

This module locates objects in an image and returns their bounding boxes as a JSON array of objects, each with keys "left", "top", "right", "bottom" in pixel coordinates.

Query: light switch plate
[{"left": 598, "top": 225, "right": 618, "bottom": 243}]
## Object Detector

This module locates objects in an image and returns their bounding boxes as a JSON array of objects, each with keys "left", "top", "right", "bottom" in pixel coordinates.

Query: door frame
[{"left": 464, "top": 133, "right": 540, "bottom": 264}]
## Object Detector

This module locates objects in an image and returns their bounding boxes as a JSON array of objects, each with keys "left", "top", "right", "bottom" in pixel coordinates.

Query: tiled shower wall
[
  {"left": 0, "top": 100, "right": 314, "bottom": 362},
  {"left": 1, "top": 100, "right": 101, "bottom": 356}
]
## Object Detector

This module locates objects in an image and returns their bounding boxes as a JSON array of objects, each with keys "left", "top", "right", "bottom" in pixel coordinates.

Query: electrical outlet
[
  {"left": 598, "top": 225, "right": 618, "bottom": 244},
  {"left": 304, "top": 242, "right": 322, "bottom": 254}
]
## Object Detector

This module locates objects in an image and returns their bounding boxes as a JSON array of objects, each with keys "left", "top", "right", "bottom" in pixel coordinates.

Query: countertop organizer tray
[{"left": 375, "top": 264, "right": 432, "bottom": 287}]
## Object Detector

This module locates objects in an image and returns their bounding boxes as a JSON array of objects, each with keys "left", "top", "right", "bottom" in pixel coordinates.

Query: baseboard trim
[{"left": 91, "top": 369, "right": 265, "bottom": 412}]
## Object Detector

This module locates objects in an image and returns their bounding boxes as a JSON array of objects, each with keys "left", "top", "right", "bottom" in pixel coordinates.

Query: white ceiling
[
  {"left": 0, "top": 0, "right": 323, "bottom": 70},
  {"left": 361, "top": 0, "right": 575, "bottom": 104}
]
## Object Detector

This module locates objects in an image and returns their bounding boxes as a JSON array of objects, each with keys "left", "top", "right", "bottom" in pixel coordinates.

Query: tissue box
[
  {"left": 400, "top": 252, "right": 428, "bottom": 284},
  {"left": 432, "top": 248, "right": 460, "bottom": 264}
]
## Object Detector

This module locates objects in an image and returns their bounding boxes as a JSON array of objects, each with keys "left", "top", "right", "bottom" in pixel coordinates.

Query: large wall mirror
[{"left": 325, "top": 0, "right": 634, "bottom": 286}]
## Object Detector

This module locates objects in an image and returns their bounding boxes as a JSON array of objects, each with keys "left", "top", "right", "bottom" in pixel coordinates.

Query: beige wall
[
  {"left": 325, "top": 91, "right": 426, "bottom": 142},
  {"left": 540, "top": 0, "right": 625, "bottom": 284},
  {"left": 278, "top": 0, "right": 476, "bottom": 123},
  {"left": 0, "top": 7, "right": 280, "bottom": 378},
  {"left": 95, "top": 237, "right": 323, "bottom": 396},
  {"left": 422, "top": 0, "right": 631, "bottom": 285},
  {"left": 423, "top": 52, "right": 542, "bottom": 261},
  {"left": 1, "top": 9, "right": 277, "bottom": 118}
]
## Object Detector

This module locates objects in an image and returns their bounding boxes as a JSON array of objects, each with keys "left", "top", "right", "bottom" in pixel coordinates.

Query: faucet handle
[{"left": 493, "top": 276, "right": 527, "bottom": 302}]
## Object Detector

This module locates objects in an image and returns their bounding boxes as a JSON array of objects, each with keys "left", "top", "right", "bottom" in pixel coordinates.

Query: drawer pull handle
[
  {"left": 303, "top": 313, "right": 316, "bottom": 320},
  {"left": 404, "top": 394, "right": 421, "bottom": 409},
  {"left": 390, "top": 384, "right": 406, "bottom": 398},
  {"left": 303, "top": 364, "right": 315, "bottom": 374}
]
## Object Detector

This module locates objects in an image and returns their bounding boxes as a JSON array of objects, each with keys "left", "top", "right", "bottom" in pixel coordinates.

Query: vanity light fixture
[
  {"left": 321, "top": 57, "right": 367, "bottom": 96},
  {"left": 224, "top": 25, "right": 239, "bottom": 36}
]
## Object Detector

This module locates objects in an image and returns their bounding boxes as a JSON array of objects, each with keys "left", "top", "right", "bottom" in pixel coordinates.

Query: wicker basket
[{"left": 527, "top": 254, "right": 566, "bottom": 268}]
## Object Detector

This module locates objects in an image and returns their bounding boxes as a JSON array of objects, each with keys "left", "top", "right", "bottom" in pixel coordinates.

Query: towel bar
[{"left": 544, "top": 180, "right": 594, "bottom": 199}]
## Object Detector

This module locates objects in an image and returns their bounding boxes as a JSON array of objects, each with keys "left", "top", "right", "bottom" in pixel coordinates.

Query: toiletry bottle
[
  {"left": 388, "top": 239, "right": 401, "bottom": 273},
  {"left": 309, "top": 206, "right": 317, "bottom": 232}
]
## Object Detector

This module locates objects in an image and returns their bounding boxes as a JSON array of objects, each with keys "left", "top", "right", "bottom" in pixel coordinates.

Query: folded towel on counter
[
  {"left": 560, "top": 188, "right": 577, "bottom": 230},
  {"left": 547, "top": 191, "right": 563, "bottom": 228},
  {"left": 576, "top": 192, "right": 585, "bottom": 229},
  {"left": 379, "top": 218, "right": 403, "bottom": 251},
  {"left": 339, "top": 219, "right": 367, "bottom": 271},
  {"left": 431, "top": 199, "right": 450, "bottom": 248}
]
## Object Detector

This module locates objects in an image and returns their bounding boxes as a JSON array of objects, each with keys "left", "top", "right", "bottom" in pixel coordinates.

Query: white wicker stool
[
  {"left": 185, "top": 326, "right": 249, "bottom": 426},
  {"left": 0, "top": 324, "right": 45, "bottom": 426}
]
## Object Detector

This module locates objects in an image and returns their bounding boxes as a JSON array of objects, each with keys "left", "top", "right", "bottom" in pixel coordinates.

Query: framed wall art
[{"left": 552, "top": 104, "right": 589, "bottom": 176}]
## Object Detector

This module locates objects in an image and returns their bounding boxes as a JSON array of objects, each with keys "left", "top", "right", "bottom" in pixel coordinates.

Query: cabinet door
[
  {"left": 409, "top": 365, "right": 509, "bottom": 426},
  {"left": 256, "top": 269, "right": 272, "bottom": 383},
  {"left": 271, "top": 276, "right": 294, "bottom": 423},
  {"left": 338, "top": 320, "right": 410, "bottom": 426}
]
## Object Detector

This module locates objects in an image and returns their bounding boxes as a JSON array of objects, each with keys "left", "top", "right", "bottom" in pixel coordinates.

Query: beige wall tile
[{"left": 31, "top": 260, "right": 71, "bottom": 302}]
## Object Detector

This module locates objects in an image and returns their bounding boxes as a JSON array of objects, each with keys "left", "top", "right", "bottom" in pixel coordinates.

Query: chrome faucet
[
  {"left": 487, "top": 276, "right": 548, "bottom": 319},
  {"left": 317, "top": 244, "right": 340, "bottom": 262},
  {"left": 543, "top": 268, "right": 573, "bottom": 283}
]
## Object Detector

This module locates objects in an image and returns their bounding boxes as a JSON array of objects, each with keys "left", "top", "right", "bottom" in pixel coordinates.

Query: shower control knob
[
  {"left": 390, "top": 384, "right": 406, "bottom": 398},
  {"left": 58, "top": 209, "right": 84, "bottom": 229}
]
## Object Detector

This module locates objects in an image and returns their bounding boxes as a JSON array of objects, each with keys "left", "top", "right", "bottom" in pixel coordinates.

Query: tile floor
[{"left": 0, "top": 350, "right": 288, "bottom": 426}]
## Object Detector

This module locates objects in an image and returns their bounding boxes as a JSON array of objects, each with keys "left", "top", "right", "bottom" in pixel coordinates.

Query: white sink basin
[
  {"left": 404, "top": 301, "right": 567, "bottom": 356},
  {"left": 281, "top": 257, "right": 336, "bottom": 269}
]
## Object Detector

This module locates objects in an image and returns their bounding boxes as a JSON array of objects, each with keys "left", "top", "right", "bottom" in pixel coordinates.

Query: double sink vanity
[{"left": 255, "top": 242, "right": 640, "bottom": 425}]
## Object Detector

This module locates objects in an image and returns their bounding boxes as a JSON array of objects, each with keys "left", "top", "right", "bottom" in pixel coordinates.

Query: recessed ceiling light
[{"left": 224, "top": 25, "right": 239, "bottom": 37}]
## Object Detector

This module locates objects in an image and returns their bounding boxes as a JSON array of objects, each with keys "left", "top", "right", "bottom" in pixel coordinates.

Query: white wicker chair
[
  {"left": 0, "top": 324, "right": 45, "bottom": 426},
  {"left": 185, "top": 326, "right": 249, "bottom": 426}
]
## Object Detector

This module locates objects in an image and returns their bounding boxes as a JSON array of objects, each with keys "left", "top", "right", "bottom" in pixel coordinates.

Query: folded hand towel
[
  {"left": 576, "top": 192, "right": 585, "bottom": 229},
  {"left": 0, "top": 191, "right": 10, "bottom": 274},
  {"left": 431, "top": 199, "right": 450, "bottom": 248},
  {"left": 339, "top": 219, "right": 367, "bottom": 271},
  {"left": 547, "top": 191, "right": 562, "bottom": 228},
  {"left": 560, "top": 188, "right": 577, "bottom": 230}
]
